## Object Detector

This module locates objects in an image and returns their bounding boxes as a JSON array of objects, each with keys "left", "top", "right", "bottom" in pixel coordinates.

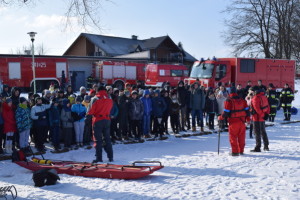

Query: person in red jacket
[
  {"left": 88, "top": 86, "right": 113, "bottom": 163},
  {"left": 222, "top": 87, "right": 250, "bottom": 156},
  {"left": 250, "top": 86, "right": 270, "bottom": 152},
  {"left": 2, "top": 98, "right": 17, "bottom": 154}
]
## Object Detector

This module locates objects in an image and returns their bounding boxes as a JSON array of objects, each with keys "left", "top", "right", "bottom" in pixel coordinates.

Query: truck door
[{"left": 215, "top": 63, "right": 230, "bottom": 85}]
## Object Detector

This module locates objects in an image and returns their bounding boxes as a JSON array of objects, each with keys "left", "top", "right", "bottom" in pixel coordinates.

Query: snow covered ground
[{"left": 1, "top": 81, "right": 299, "bottom": 200}]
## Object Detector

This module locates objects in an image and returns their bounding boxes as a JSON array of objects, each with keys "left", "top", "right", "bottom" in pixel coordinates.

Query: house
[{"left": 63, "top": 33, "right": 196, "bottom": 66}]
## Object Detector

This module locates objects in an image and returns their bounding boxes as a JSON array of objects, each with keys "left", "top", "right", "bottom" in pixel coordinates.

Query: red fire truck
[
  {"left": 185, "top": 57, "right": 295, "bottom": 90},
  {"left": 0, "top": 55, "right": 68, "bottom": 92},
  {"left": 145, "top": 64, "right": 189, "bottom": 87},
  {"left": 94, "top": 60, "right": 146, "bottom": 89}
]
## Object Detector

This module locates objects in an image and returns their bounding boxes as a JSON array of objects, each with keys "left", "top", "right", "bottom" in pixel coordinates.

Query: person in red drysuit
[{"left": 222, "top": 86, "right": 250, "bottom": 156}]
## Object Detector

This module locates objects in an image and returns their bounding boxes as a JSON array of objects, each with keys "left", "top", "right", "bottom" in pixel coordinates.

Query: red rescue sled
[{"left": 15, "top": 158, "right": 164, "bottom": 180}]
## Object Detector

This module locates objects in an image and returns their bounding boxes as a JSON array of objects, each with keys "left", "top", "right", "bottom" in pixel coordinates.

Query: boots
[
  {"left": 192, "top": 127, "right": 196, "bottom": 132},
  {"left": 200, "top": 127, "right": 204, "bottom": 133}
]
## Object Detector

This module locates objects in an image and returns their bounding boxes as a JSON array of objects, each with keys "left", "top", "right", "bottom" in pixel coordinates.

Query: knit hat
[
  {"left": 84, "top": 95, "right": 91, "bottom": 101},
  {"left": 75, "top": 96, "right": 82, "bottom": 102},
  {"left": 80, "top": 86, "right": 86, "bottom": 92},
  {"left": 19, "top": 97, "right": 27, "bottom": 103},
  {"left": 5, "top": 97, "right": 12, "bottom": 103}
]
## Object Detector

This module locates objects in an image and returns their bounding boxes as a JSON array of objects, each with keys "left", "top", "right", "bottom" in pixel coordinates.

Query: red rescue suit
[{"left": 223, "top": 93, "right": 249, "bottom": 154}]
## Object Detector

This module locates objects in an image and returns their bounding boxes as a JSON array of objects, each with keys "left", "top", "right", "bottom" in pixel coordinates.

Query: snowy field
[{"left": 1, "top": 81, "right": 299, "bottom": 200}]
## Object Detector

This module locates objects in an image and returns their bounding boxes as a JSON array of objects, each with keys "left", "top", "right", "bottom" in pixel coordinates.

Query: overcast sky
[{"left": 0, "top": 0, "right": 232, "bottom": 59}]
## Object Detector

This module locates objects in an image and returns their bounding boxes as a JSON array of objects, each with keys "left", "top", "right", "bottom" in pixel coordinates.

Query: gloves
[{"left": 263, "top": 114, "right": 269, "bottom": 121}]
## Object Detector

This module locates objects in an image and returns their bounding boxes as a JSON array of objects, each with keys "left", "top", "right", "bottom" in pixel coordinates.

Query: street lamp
[{"left": 27, "top": 31, "right": 37, "bottom": 94}]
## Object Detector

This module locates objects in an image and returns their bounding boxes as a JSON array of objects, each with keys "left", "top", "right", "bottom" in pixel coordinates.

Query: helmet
[{"left": 291, "top": 107, "right": 298, "bottom": 115}]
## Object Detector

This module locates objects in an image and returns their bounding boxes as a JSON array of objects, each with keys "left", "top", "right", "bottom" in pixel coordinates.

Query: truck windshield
[{"left": 190, "top": 63, "right": 214, "bottom": 78}]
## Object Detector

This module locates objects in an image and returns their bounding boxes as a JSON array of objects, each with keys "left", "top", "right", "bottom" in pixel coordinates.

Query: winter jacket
[
  {"left": 216, "top": 92, "right": 226, "bottom": 115},
  {"left": 71, "top": 103, "right": 87, "bottom": 122},
  {"left": 163, "top": 96, "right": 172, "bottom": 116},
  {"left": 205, "top": 97, "right": 219, "bottom": 114},
  {"left": 190, "top": 83, "right": 206, "bottom": 110},
  {"left": 151, "top": 94, "right": 167, "bottom": 117},
  {"left": 15, "top": 104, "right": 32, "bottom": 132},
  {"left": 140, "top": 90, "right": 152, "bottom": 116},
  {"left": 61, "top": 98, "right": 73, "bottom": 128},
  {"left": 280, "top": 87, "right": 294, "bottom": 105},
  {"left": 223, "top": 93, "right": 249, "bottom": 123},
  {"left": 170, "top": 99, "right": 180, "bottom": 115},
  {"left": 129, "top": 98, "right": 144, "bottom": 120},
  {"left": 177, "top": 82, "right": 188, "bottom": 107},
  {"left": 110, "top": 102, "right": 119, "bottom": 119},
  {"left": 31, "top": 104, "right": 51, "bottom": 127},
  {"left": 49, "top": 105, "right": 61, "bottom": 127},
  {"left": 118, "top": 95, "right": 130, "bottom": 121},
  {"left": 251, "top": 92, "right": 270, "bottom": 122},
  {"left": 88, "top": 90, "right": 113, "bottom": 124},
  {"left": 2, "top": 102, "right": 17, "bottom": 133}
]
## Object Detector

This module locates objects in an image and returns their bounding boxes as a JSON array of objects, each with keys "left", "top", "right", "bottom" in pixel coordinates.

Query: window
[
  {"left": 171, "top": 70, "right": 183, "bottom": 77},
  {"left": 215, "top": 64, "right": 227, "bottom": 81},
  {"left": 183, "top": 70, "right": 189, "bottom": 76},
  {"left": 8, "top": 62, "right": 21, "bottom": 79},
  {"left": 240, "top": 59, "right": 255, "bottom": 73},
  {"left": 159, "top": 70, "right": 170, "bottom": 76}
]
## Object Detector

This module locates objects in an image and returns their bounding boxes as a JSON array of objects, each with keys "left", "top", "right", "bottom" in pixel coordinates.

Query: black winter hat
[
  {"left": 131, "top": 91, "right": 138, "bottom": 96},
  {"left": 19, "top": 97, "right": 27, "bottom": 103},
  {"left": 75, "top": 96, "right": 82, "bottom": 102}
]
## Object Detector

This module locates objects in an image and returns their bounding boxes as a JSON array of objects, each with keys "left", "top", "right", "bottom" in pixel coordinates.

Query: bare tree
[
  {"left": 0, "top": 0, "right": 111, "bottom": 30},
  {"left": 10, "top": 43, "right": 48, "bottom": 55},
  {"left": 223, "top": 0, "right": 300, "bottom": 59}
]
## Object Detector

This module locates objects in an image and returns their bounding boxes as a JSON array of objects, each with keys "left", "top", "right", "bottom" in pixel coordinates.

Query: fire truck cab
[
  {"left": 185, "top": 57, "right": 295, "bottom": 90},
  {"left": 145, "top": 63, "right": 189, "bottom": 87}
]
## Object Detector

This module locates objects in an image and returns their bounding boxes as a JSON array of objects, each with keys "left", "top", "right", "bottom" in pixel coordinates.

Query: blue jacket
[
  {"left": 140, "top": 90, "right": 152, "bottom": 116},
  {"left": 49, "top": 105, "right": 61, "bottom": 127},
  {"left": 71, "top": 103, "right": 87, "bottom": 122},
  {"left": 151, "top": 93, "right": 167, "bottom": 117},
  {"left": 15, "top": 105, "right": 32, "bottom": 132}
]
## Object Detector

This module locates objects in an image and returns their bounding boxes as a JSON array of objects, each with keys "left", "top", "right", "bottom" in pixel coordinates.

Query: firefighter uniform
[
  {"left": 222, "top": 89, "right": 249, "bottom": 156},
  {"left": 86, "top": 75, "right": 95, "bottom": 90},
  {"left": 266, "top": 86, "right": 278, "bottom": 122},
  {"left": 280, "top": 85, "right": 294, "bottom": 121}
]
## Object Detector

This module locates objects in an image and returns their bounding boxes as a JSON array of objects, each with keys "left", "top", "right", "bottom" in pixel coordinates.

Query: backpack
[{"left": 32, "top": 169, "right": 60, "bottom": 187}]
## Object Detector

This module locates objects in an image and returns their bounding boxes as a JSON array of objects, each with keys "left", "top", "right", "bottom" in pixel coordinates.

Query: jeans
[
  {"left": 19, "top": 129, "right": 30, "bottom": 149},
  {"left": 143, "top": 115, "right": 151, "bottom": 136},
  {"left": 191, "top": 109, "right": 203, "bottom": 127},
  {"left": 51, "top": 126, "right": 60, "bottom": 147}
]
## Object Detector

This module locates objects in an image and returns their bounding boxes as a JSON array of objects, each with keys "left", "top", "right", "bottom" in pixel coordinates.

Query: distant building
[{"left": 63, "top": 33, "right": 196, "bottom": 66}]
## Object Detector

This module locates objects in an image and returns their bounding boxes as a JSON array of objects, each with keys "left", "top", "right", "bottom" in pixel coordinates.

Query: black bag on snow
[{"left": 32, "top": 169, "right": 60, "bottom": 187}]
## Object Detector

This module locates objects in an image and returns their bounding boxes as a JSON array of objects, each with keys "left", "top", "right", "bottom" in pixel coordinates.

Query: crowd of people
[{"left": 0, "top": 79, "right": 295, "bottom": 160}]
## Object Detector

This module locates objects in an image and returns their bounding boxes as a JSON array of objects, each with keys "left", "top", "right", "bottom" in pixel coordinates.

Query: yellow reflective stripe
[
  {"left": 281, "top": 91, "right": 286, "bottom": 94},
  {"left": 271, "top": 105, "right": 277, "bottom": 108},
  {"left": 271, "top": 95, "right": 276, "bottom": 98},
  {"left": 286, "top": 91, "right": 291, "bottom": 94}
]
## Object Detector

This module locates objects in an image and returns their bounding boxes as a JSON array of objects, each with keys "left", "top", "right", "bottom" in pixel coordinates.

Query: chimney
[{"left": 131, "top": 35, "right": 138, "bottom": 40}]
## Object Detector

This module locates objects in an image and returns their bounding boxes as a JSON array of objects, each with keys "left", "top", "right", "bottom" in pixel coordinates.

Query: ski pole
[{"left": 218, "top": 127, "right": 221, "bottom": 155}]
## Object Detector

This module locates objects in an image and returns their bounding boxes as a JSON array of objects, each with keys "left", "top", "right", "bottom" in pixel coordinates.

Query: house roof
[{"left": 64, "top": 33, "right": 196, "bottom": 61}]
